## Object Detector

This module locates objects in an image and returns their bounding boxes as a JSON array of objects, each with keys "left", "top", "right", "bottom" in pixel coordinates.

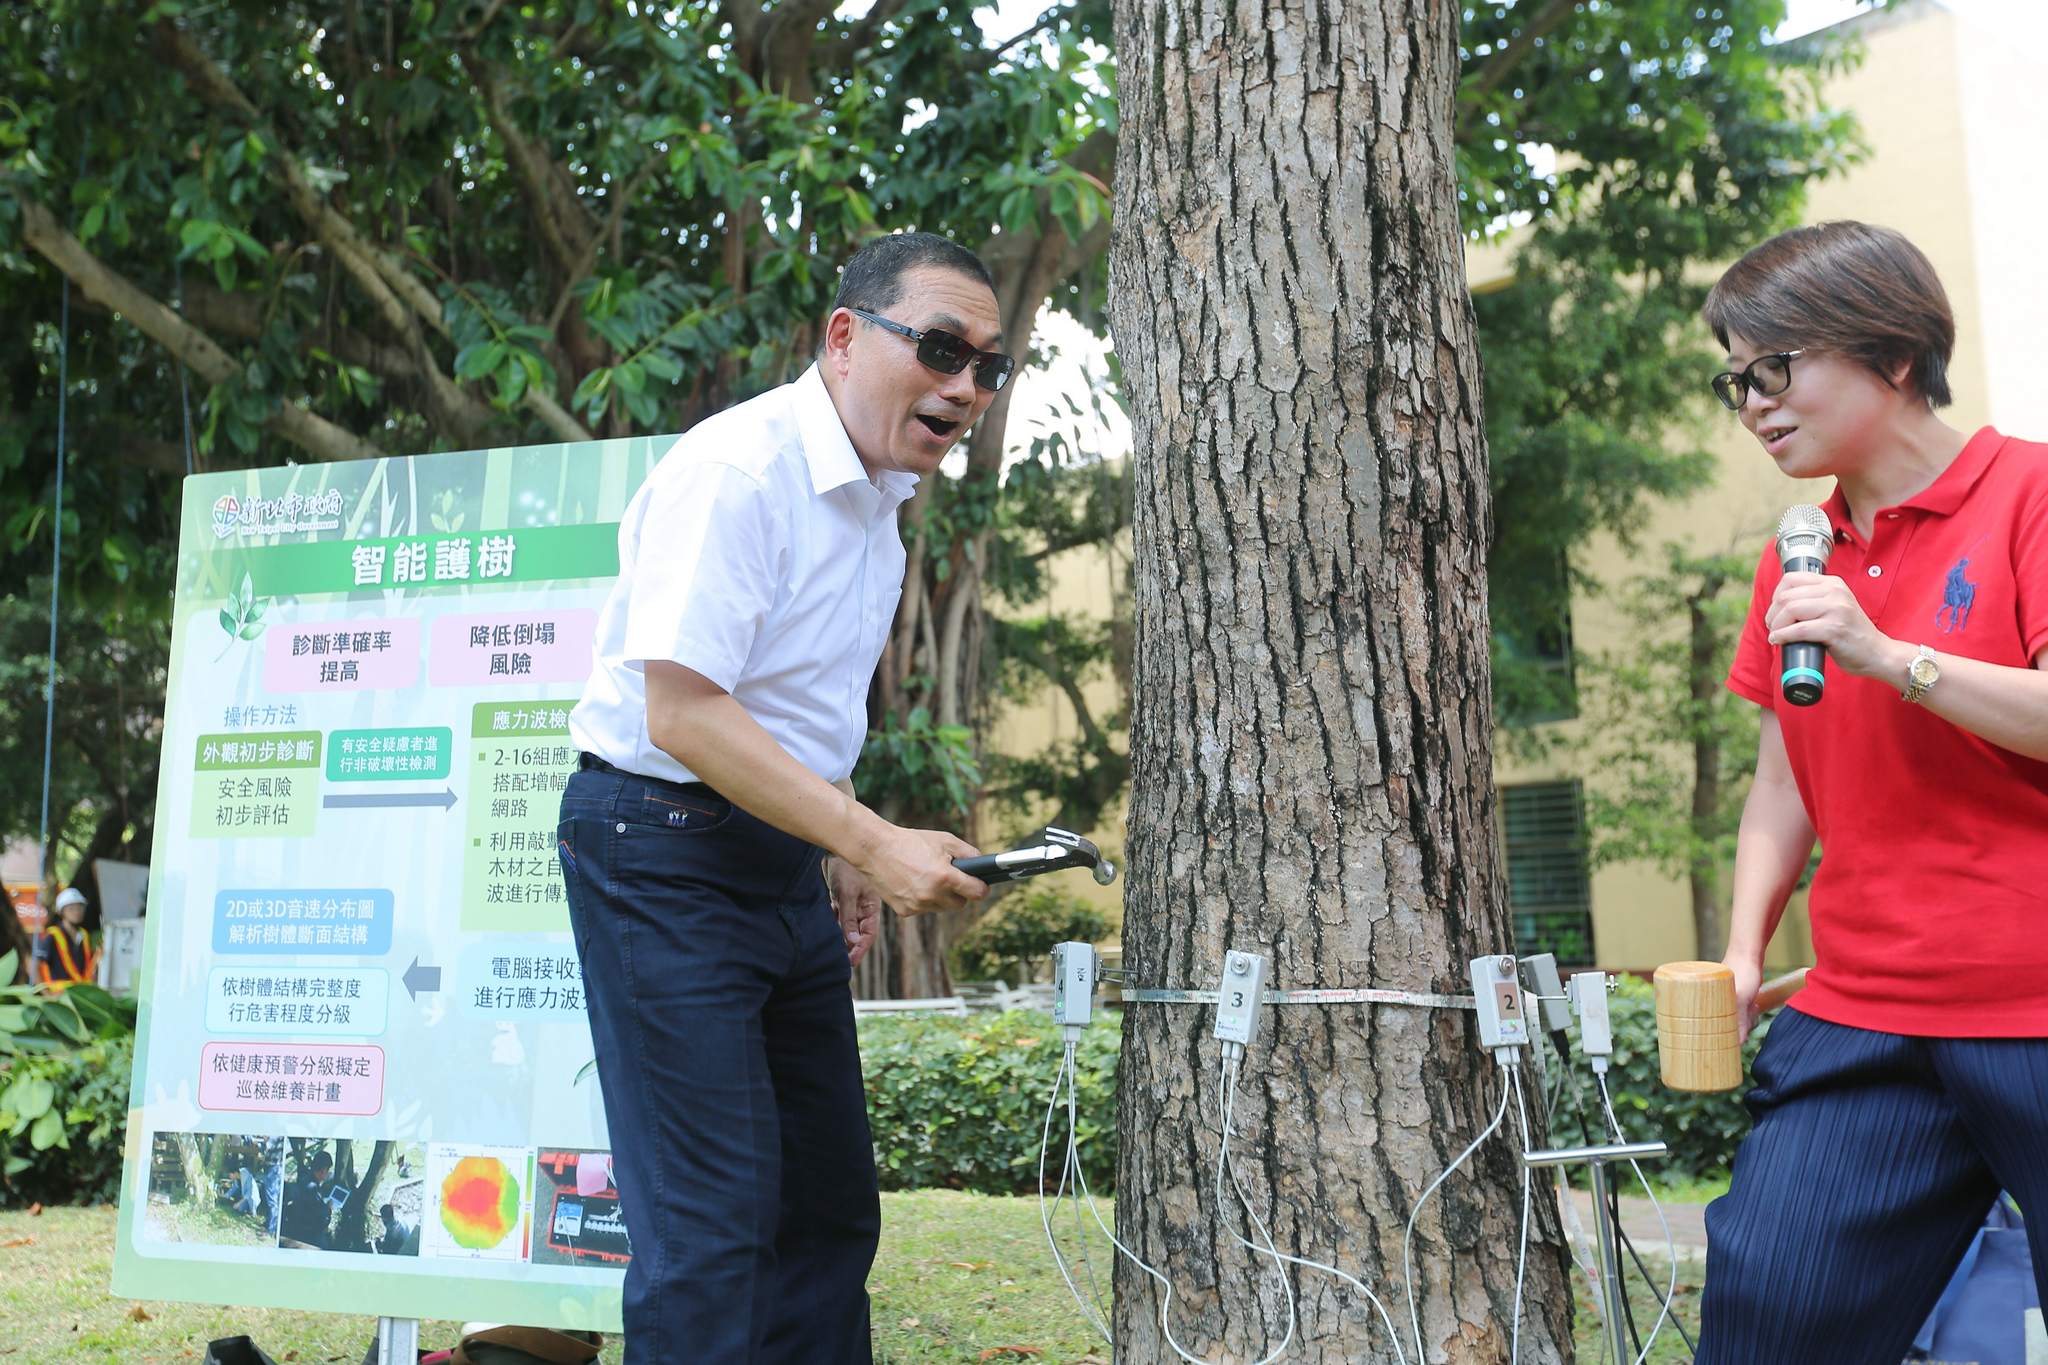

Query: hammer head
[{"left": 1044, "top": 827, "right": 1119, "bottom": 885}]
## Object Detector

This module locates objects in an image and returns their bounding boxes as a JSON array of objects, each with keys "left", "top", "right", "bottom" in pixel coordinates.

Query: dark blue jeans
[
  {"left": 1698, "top": 1008, "right": 2048, "bottom": 1363},
  {"left": 557, "top": 761, "right": 879, "bottom": 1364}
]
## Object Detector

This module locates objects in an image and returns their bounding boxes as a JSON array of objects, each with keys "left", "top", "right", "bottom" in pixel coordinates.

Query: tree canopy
[{"left": 0, "top": 0, "right": 1873, "bottom": 978}]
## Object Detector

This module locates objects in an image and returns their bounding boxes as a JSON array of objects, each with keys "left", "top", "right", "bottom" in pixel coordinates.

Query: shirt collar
[
  {"left": 1821, "top": 425, "right": 2006, "bottom": 540},
  {"left": 792, "top": 364, "right": 920, "bottom": 509},
  {"left": 1899, "top": 425, "right": 2004, "bottom": 516}
]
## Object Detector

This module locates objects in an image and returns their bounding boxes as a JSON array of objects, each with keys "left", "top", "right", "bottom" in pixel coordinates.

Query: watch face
[{"left": 1910, "top": 655, "right": 1939, "bottom": 687}]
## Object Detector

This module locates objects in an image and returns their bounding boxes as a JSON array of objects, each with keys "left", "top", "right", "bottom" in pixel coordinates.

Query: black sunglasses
[
  {"left": 1711, "top": 349, "right": 1804, "bottom": 411},
  {"left": 850, "top": 308, "right": 1015, "bottom": 393}
]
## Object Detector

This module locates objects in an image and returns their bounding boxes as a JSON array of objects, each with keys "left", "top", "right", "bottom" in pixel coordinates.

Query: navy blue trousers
[
  {"left": 1698, "top": 1007, "right": 2048, "bottom": 1363},
  {"left": 557, "top": 761, "right": 879, "bottom": 1364}
]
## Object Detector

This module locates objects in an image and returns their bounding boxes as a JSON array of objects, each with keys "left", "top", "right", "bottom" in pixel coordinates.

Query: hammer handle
[{"left": 1755, "top": 968, "right": 1809, "bottom": 1013}]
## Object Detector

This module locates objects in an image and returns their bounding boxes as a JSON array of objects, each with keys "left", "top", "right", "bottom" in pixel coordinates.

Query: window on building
[{"left": 1500, "top": 780, "right": 1594, "bottom": 966}]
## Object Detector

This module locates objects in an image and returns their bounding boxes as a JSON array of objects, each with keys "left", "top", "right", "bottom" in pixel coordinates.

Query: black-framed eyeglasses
[
  {"left": 1710, "top": 350, "right": 1804, "bottom": 411},
  {"left": 850, "top": 308, "right": 1015, "bottom": 393}
]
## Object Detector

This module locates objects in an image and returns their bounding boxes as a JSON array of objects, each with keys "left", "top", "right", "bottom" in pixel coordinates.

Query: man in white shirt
[{"left": 561, "top": 231, "right": 1010, "bottom": 1362}]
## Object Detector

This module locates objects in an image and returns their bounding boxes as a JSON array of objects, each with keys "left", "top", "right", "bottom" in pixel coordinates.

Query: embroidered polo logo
[{"left": 1938, "top": 557, "right": 1976, "bottom": 633}]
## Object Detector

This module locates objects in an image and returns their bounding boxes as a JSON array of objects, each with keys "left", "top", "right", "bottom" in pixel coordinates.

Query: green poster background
[{"left": 113, "top": 436, "right": 669, "bottom": 1329}]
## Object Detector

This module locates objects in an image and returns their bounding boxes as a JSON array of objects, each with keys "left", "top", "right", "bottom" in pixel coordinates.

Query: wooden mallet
[{"left": 1653, "top": 962, "right": 1809, "bottom": 1092}]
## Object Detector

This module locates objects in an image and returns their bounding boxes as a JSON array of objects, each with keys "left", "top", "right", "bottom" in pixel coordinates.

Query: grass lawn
[{"left": 0, "top": 1194, "right": 1700, "bottom": 1363}]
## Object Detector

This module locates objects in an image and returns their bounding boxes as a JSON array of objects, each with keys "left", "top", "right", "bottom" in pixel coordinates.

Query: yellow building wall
[{"left": 981, "top": 538, "right": 1132, "bottom": 930}]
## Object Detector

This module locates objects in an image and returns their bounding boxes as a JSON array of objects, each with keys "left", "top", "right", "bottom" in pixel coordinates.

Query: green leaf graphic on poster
[
  {"left": 439, "top": 1155, "right": 521, "bottom": 1249},
  {"left": 215, "top": 571, "right": 270, "bottom": 660}
]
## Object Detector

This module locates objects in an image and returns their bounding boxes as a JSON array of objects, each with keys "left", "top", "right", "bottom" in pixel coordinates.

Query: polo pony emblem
[{"left": 1938, "top": 556, "right": 1976, "bottom": 633}]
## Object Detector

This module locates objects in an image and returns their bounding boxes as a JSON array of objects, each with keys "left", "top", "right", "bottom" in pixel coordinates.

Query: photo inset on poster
[
  {"left": 531, "top": 1149, "right": 632, "bottom": 1269},
  {"left": 144, "top": 1132, "right": 283, "bottom": 1248},
  {"left": 277, "top": 1137, "right": 425, "bottom": 1256},
  {"left": 426, "top": 1143, "right": 532, "bottom": 1262}
]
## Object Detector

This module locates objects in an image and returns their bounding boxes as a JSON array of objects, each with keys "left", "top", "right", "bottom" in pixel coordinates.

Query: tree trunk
[
  {"left": 334, "top": 1139, "right": 392, "bottom": 1251},
  {"left": 174, "top": 1132, "right": 209, "bottom": 1206},
  {"left": 1108, "top": 3, "right": 1572, "bottom": 1361}
]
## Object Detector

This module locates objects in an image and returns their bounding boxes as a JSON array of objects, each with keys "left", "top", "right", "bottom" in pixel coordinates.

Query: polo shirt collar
[
  {"left": 1900, "top": 425, "right": 2004, "bottom": 516},
  {"left": 1821, "top": 425, "right": 2006, "bottom": 540},
  {"left": 792, "top": 364, "right": 920, "bottom": 509}
]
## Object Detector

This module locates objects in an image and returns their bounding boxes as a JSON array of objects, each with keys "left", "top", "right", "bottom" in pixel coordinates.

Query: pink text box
[
  {"left": 264, "top": 617, "right": 422, "bottom": 693},
  {"left": 198, "top": 1042, "right": 385, "bottom": 1116},
  {"left": 429, "top": 609, "right": 598, "bottom": 687}
]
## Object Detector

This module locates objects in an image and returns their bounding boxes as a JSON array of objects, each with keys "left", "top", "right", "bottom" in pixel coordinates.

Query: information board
[{"left": 113, "top": 437, "right": 667, "bottom": 1330}]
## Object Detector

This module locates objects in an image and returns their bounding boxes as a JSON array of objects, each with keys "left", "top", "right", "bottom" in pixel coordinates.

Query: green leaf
[
  {"left": 9, "top": 1075, "right": 54, "bottom": 1121},
  {"left": 29, "top": 1107, "right": 64, "bottom": 1151},
  {"left": 494, "top": 356, "right": 529, "bottom": 407},
  {"left": 455, "top": 341, "right": 507, "bottom": 381},
  {"left": 1000, "top": 186, "right": 1035, "bottom": 236},
  {"left": 238, "top": 622, "right": 265, "bottom": 640},
  {"left": 239, "top": 572, "right": 254, "bottom": 615},
  {"left": 46, "top": 1005, "right": 87, "bottom": 1044},
  {"left": 220, "top": 608, "right": 238, "bottom": 637},
  {"left": 0, "top": 950, "right": 14, "bottom": 983}
]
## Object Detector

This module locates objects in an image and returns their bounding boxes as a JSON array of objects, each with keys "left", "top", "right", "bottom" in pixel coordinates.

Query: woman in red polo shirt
[{"left": 1695, "top": 220, "right": 2048, "bottom": 1363}]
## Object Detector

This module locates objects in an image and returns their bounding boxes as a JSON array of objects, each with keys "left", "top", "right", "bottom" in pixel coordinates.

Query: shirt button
[
  {"left": 1868, "top": 566, "right": 1883, "bottom": 578},
  {"left": 1884, "top": 512, "right": 1900, "bottom": 520},
  {"left": 616, "top": 822, "right": 627, "bottom": 833}
]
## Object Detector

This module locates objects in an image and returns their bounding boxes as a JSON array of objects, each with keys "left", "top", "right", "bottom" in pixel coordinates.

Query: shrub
[
  {"left": 0, "top": 950, "right": 139, "bottom": 1207},
  {"left": 0, "top": 1032, "right": 134, "bottom": 1207},
  {"left": 859, "top": 1010, "right": 1117, "bottom": 1195},
  {"left": 1544, "top": 973, "right": 1772, "bottom": 1180},
  {"left": 950, "top": 887, "right": 1111, "bottom": 985}
]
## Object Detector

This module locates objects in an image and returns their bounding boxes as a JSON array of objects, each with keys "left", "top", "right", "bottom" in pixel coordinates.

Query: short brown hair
[{"left": 1703, "top": 221, "right": 1955, "bottom": 408}]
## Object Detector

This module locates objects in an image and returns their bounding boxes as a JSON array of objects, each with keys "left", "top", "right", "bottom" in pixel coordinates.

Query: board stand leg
[
  {"left": 376, "top": 1317, "right": 420, "bottom": 1364},
  {"left": 1524, "top": 1138, "right": 1670, "bottom": 1365}
]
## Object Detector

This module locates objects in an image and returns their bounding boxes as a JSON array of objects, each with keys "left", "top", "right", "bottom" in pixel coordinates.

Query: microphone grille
[{"left": 1775, "top": 503, "right": 1834, "bottom": 564}]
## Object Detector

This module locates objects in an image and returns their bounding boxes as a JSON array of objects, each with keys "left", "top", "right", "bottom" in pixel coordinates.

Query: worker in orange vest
[{"left": 31, "top": 887, "right": 97, "bottom": 991}]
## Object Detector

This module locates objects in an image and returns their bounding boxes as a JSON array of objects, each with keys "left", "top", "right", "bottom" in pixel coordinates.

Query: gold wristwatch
[{"left": 1901, "top": 644, "right": 1939, "bottom": 704}]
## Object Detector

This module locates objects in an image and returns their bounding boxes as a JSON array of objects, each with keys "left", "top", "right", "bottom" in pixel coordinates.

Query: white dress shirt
[{"left": 570, "top": 365, "right": 917, "bottom": 785}]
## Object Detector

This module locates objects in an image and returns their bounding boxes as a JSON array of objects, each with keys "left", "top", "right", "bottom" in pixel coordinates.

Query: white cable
[
  {"left": 1210, "top": 1053, "right": 1298, "bottom": 1365},
  {"left": 1065, "top": 1044, "right": 1114, "bottom": 1340},
  {"left": 1599, "top": 1072, "right": 1677, "bottom": 1365},
  {"left": 1404, "top": 1070, "right": 1513, "bottom": 1365},
  {"left": 1507, "top": 1064, "right": 1535, "bottom": 1365},
  {"left": 1070, "top": 1081, "right": 1229, "bottom": 1365},
  {"left": 1069, "top": 1052, "right": 1305, "bottom": 1365},
  {"left": 1217, "top": 1153, "right": 1410, "bottom": 1365},
  {"left": 1040, "top": 1043, "right": 1112, "bottom": 1345}
]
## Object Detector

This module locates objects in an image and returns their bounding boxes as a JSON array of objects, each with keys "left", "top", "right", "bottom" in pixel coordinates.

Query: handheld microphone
[{"left": 1774, "top": 504, "right": 1834, "bottom": 706}]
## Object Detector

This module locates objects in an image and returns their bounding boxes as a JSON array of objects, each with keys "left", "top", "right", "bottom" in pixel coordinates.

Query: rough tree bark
[
  {"left": 1108, "top": 3, "right": 1572, "bottom": 1361},
  {"left": 173, "top": 1132, "right": 209, "bottom": 1205}
]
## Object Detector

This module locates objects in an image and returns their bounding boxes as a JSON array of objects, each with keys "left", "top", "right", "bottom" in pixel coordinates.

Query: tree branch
[
  {"left": 458, "top": 53, "right": 597, "bottom": 281},
  {"left": 156, "top": 20, "right": 592, "bottom": 445},
  {"left": 1457, "top": 0, "right": 1578, "bottom": 136},
  {"left": 155, "top": 20, "right": 499, "bottom": 446},
  {"left": 850, "top": 0, "right": 913, "bottom": 50},
  {"left": 17, "top": 197, "right": 384, "bottom": 464}
]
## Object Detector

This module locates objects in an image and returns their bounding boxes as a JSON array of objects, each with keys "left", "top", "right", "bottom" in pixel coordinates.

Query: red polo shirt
[{"left": 1727, "top": 426, "right": 2048, "bottom": 1036}]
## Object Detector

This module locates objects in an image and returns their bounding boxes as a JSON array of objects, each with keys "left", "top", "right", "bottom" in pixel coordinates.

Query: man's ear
[{"left": 822, "top": 307, "right": 856, "bottom": 377}]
